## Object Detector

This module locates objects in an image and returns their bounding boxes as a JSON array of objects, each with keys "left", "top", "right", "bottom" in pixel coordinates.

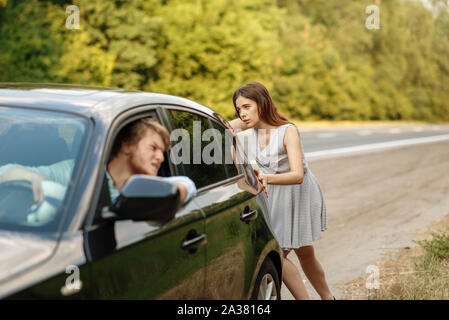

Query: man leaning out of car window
[{"left": 0, "top": 118, "right": 197, "bottom": 205}]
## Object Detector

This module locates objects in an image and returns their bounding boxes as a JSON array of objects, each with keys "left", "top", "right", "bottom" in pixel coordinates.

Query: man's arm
[
  {"left": 164, "top": 176, "right": 197, "bottom": 204},
  {"left": 174, "top": 183, "right": 188, "bottom": 203},
  {"left": 0, "top": 160, "right": 74, "bottom": 185},
  {"left": 1, "top": 166, "right": 48, "bottom": 202},
  {"left": 0, "top": 160, "right": 74, "bottom": 202}
]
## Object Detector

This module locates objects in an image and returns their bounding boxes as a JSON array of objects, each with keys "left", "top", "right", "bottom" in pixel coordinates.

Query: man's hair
[{"left": 109, "top": 117, "right": 171, "bottom": 161}]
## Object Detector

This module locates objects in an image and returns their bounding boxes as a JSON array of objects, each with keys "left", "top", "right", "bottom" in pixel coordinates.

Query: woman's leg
[
  {"left": 281, "top": 250, "right": 310, "bottom": 300},
  {"left": 294, "top": 245, "right": 333, "bottom": 300}
]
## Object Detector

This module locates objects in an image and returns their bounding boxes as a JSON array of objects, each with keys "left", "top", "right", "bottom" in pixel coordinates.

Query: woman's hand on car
[{"left": 253, "top": 168, "right": 268, "bottom": 198}]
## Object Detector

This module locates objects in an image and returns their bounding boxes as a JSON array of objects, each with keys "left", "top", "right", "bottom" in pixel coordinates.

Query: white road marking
[
  {"left": 388, "top": 128, "right": 401, "bottom": 134},
  {"left": 357, "top": 130, "right": 373, "bottom": 136},
  {"left": 306, "top": 134, "right": 449, "bottom": 160},
  {"left": 316, "top": 132, "right": 337, "bottom": 138}
]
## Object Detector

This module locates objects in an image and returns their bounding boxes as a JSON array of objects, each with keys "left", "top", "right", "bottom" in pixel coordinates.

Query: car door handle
[
  {"left": 240, "top": 206, "right": 258, "bottom": 223},
  {"left": 181, "top": 230, "right": 207, "bottom": 252}
]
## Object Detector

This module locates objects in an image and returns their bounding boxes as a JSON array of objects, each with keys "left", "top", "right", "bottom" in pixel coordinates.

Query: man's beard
[{"left": 129, "top": 151, "right": 158, "bottom": 176}]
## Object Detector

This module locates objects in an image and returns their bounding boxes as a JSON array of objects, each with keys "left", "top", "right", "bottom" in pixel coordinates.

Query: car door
[
  {"left": 165, "top": 108, "right": 263, "bottom": 299},
  {"left": 84, "top": 111, "right": 207, "bottom": 299}
]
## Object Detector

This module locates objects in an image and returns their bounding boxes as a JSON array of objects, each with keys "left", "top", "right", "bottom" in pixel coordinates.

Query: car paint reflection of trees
[{"left": 88, "top": 197, "right": 206, "bottom": 299}]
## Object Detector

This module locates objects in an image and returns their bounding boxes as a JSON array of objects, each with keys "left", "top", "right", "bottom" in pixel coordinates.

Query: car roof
[{"left": 0, "top": 82, "right": 217, "bottom": 121}]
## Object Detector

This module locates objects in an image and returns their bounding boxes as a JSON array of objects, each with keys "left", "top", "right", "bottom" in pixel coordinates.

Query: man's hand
[
  {"left": 1, "top": 167, "right": 47, "bottom": 202},
  {"left": 174, "top": 182, "right": 188, "bottom": 204},
  {"left": 164, "top": 176, "right": 197, "bottom": 205},
  {"left": 253, "top": 169, "right": 268, "bottom": 198}
]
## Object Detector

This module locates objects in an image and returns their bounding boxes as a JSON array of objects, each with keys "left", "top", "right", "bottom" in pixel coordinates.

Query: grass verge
[{"left": 337, "top": 213, "right": 449, "bottom": 300}]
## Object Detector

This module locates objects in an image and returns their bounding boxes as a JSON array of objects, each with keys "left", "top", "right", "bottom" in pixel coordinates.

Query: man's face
[{"left": 127, "top": 129, "right": 165, "bottom": 176}]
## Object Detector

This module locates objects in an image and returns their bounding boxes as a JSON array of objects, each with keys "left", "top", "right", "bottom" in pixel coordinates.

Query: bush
[{"left": 417, "top": 231, "right": 449, "bottom": 261}]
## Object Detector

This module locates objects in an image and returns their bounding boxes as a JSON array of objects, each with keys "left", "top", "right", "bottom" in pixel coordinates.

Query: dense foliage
[{"left": 1, "top": 0, "right": 448, "bottom": 121}]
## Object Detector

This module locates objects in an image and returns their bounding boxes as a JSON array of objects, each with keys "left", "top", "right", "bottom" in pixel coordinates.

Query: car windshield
[{"left": 0, "top": 107, "right": 88, "bottom": 232}]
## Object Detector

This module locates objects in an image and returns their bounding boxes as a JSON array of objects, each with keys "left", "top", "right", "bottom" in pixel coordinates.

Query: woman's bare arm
[{"left": 228, "top": 118, "right": 249, "bottom": 131}]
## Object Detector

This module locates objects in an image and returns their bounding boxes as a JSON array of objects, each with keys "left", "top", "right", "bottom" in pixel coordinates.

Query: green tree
[
  {"left": 0, "top": 0, "right": 64, "bottom": 82},
  {"left": 145, "top": 0, "right": 283, "bottom": 119},
  {"left": 62, "top": 0, "right": 161, "bottom": 89},
  {"left": 1, "top": 0, "right": 448, "bottom": 121}
]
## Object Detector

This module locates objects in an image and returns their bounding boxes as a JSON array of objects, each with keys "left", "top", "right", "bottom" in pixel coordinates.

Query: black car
[{"left": 0, "top": 83, "right": 282, "bottom": 300}]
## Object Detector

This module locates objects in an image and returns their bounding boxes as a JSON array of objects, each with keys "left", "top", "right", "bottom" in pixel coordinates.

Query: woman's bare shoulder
[
  {"left": 283, "top": 124, "right": 301, "bottom": 145},
  {"left": 284, "top": 123, "right": 299, "bottom": 134}
]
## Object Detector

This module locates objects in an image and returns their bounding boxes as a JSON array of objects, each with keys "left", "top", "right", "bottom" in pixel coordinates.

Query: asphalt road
[
  {"left": 301, "top": 124, "right": 449, "bottom": 155},
  {"left": 277, "top": 124, "right": 449, "bottom": 300}
]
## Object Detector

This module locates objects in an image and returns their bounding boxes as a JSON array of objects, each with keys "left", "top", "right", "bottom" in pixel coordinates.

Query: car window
[
  {"left": 209, "top": 120, "right": 239, "bottom": 178},
  {"left": 0, "top": 107, "right": 88, "bottom": 231},
  {"left": 233, "top": 131, "right": 260, "bottom": 193},
  {"left": 167, "top": 110, "right": 228, "bottom": 189}
]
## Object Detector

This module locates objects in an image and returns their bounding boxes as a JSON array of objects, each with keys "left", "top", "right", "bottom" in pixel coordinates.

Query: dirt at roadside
[
  {"left": 336, "top": 212, "right": 449, "bottom": 300},
  {"left": 281, "top": 140, "right": 449, "bottom": 300}
]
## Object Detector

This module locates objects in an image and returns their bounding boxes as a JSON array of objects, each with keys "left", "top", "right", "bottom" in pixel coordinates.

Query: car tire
[{"left": 251, "top": 258, "right": 281, "bottom": 300}]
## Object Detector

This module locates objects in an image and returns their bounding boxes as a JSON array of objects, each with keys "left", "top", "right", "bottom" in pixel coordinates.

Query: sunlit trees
[{"left": 1, "top": 0, "right": 448, "bottom": 121}]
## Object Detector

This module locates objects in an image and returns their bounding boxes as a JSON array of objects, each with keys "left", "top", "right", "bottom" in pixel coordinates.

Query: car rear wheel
[{"left": 251, "top": 258, "right": 281, "bottom": 300}]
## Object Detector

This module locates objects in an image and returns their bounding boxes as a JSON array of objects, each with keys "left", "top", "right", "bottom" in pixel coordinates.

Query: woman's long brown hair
[{"left": 232, "top": 82, "right": 292, "bottom": 126}]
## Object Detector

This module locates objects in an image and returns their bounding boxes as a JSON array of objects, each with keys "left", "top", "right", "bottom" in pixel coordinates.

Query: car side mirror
[{"left": 111, "top": 175, "right": 180, "bottom": 222}]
